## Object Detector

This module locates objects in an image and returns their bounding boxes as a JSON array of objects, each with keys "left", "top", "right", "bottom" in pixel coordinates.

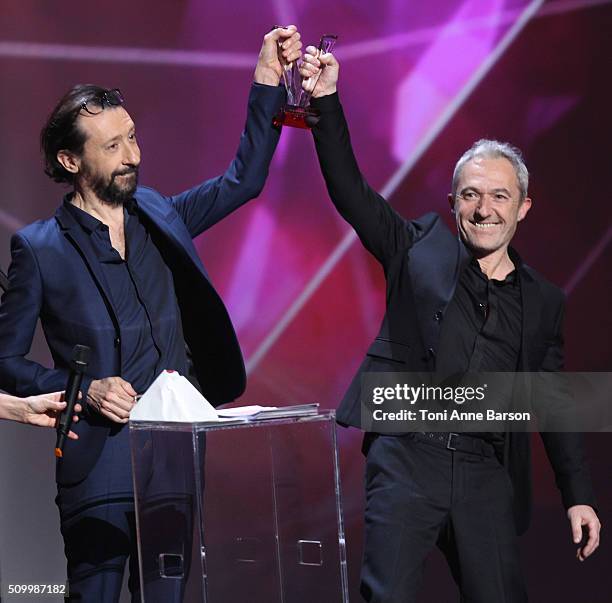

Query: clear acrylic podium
[{"left": 130, "top": 410, "right": 349, "bottom": 602}]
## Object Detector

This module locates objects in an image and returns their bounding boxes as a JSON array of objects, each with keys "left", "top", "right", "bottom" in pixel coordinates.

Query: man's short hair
[
  {"left": 40, "top": 84, "right": 114, "bottom": 185},
  {"left": 452, "top": 139, "right": 529, "bottom": 201}
]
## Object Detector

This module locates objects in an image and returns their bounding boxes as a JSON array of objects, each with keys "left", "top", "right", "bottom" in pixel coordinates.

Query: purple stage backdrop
[{"left": 0, "top": 1, "right": 610, "bottom": 601}]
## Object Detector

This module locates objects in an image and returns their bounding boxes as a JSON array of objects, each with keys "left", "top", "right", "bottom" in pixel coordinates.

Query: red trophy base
[{"left": 273, "top": 105, "right": 320, "bottom": 129}]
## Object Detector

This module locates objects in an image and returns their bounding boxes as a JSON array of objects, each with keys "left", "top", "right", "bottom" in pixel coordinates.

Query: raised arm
[
  {"left": 301, "top": 47, "right": 415, "bottom": 266},
  {"left": 171, "top": 26, "right": 303, "bottom": 238}
]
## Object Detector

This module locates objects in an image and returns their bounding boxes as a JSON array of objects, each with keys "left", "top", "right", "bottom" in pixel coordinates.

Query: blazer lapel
[
  {"left": 409, "top": 224, "right": 470, "bottom": 351},
  {"left": 55, "top": 204, "right": 120, "bottom": 329},
  {"left": 135, "top": 196, "right": 208, "bottom": 277},
  {"left": 518, "top": 265, "right": 542, "bottom": 371}
]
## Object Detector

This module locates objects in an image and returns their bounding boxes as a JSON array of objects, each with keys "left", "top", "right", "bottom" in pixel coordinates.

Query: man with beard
[{"left": 0, "top": 26, "right": 302, "bottom": 602}]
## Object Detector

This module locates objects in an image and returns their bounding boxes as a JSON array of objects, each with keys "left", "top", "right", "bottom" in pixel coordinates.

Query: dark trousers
[
  {"left": 57, "top": 426, "right": 193, "bottom": 603},
  {"left": 361, "top": 434, "right": 527, "bottom": 603},
  {"left": 56, "top": 425, "right": 140, "bottom": 603}
]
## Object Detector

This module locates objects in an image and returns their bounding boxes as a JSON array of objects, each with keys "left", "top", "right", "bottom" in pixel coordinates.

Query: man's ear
[
  {"left": 56, "top": 150, "right": 80, "bottom": 175},
  {"left": 448, "top": 193, "right": 455, "bottom": 213},
  {"left": 517, "top": 196, "right": 532, "bottom": 222}
]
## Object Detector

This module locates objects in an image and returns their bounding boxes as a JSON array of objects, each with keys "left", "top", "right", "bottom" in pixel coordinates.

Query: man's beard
[{"left": 84, "top": 165, "right": 139, "bottom": 207}]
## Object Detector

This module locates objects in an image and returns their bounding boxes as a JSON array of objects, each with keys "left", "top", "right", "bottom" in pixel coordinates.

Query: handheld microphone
[{"left": 55, "top": 344, "right": 91, "bottom": 458}]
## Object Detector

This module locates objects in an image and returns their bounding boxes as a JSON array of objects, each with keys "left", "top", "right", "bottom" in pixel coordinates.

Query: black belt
[{"left": 414, "top": 432, "right": 495, "bottom": 457}]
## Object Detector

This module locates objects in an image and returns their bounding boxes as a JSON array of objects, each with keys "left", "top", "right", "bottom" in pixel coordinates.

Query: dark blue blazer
[
  {"left": 0, "top": 83, "right": 284, "bottom": 485},
  {"left": 310, "top": 92, "right": 596, "bottom": 534}
]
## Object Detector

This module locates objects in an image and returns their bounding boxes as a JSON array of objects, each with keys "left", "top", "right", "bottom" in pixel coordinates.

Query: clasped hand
[{"left": 87, "top": 376, "right": 137, "bottom": 423}]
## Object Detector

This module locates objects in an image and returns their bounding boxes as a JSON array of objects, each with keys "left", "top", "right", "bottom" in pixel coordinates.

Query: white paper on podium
[
  {"left": 130, "top": 370, "right": 219, "bottom": 422},
  {"left": 218, "top": 405, "right": 277, "bottom": 417}
]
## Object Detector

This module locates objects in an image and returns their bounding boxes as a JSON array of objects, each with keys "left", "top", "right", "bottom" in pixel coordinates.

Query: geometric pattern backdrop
[{"left": 1, "top": 1, "right": 610, "bottom": 600}]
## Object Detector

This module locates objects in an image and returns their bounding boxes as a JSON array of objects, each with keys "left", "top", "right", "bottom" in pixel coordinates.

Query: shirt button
[
  {"left": 434, "top": 311, "right": 443, "bottom": 322},
  {"left": 427, "top": 347, "right": 436, "bottom": 358},
  {"left": 114, "top": 337, "right": 121, "bottom": 347}
]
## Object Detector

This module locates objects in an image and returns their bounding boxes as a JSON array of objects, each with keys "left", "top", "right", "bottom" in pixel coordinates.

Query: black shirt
[
  {"left": 436, "top": 255, "right": 523, "bottom": 445},
  {"left": 64, "top": 198, "right": 189, "bottom": 394},
  {"left": 437, "top": 257, "right": 522, "bottom": 374}
]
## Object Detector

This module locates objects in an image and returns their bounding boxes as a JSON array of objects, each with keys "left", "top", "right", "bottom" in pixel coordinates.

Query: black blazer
[{"left": 310, "top": 93, "right": 595, "bottom": 534}]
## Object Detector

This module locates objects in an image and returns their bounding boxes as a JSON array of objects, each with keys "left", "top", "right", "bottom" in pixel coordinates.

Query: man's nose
[
  {"left": 475, "top": 194, "right": 493, "bottom": 217},
  {"left": 123, "top": 143, "right": 140, "bottom": 166}
]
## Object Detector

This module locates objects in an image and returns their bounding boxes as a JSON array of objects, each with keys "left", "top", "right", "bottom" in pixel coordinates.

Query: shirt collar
[
  {"left": 468, "top": 246, "right": 523, "bottom": 286},
  {"left": 124, "top": 197, "right": 138, "bottom": 215},
  {"left": 63, "top": 194, "right": 106, "bottom": 234},
  {"left": 62, "top": 193, "right": 139, "bottom": 233}
]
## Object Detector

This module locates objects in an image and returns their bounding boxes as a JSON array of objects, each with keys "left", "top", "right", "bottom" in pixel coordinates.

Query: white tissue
[{"left": 129, "top": 370, "right": 218, "bottom": 422}]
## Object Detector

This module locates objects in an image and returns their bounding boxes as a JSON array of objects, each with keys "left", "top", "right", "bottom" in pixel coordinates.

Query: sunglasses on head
[{"left": 79, "top": 88, "right": 124, "bottom": 115}]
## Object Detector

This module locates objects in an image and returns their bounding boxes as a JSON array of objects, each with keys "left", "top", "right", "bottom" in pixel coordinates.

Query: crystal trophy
[{"left": 273, "top": 33, "right": 338, "bottom": 129}]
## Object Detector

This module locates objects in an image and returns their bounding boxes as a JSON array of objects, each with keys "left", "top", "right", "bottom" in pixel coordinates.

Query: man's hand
[
  {"left": 299, "top": 45, "right": 339, "bottom": 98},
  {"left": 254, "top": 25, "right": 302, "bottom": 86},
  {"left": 87, "top": 377, "right": 137, "bottom": 424},
  {"left": 21, "top": 392, "right": 82, "bottom": 439},
  {"left": 567, "top": 504, "right": 601, "bottom": 561}
]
